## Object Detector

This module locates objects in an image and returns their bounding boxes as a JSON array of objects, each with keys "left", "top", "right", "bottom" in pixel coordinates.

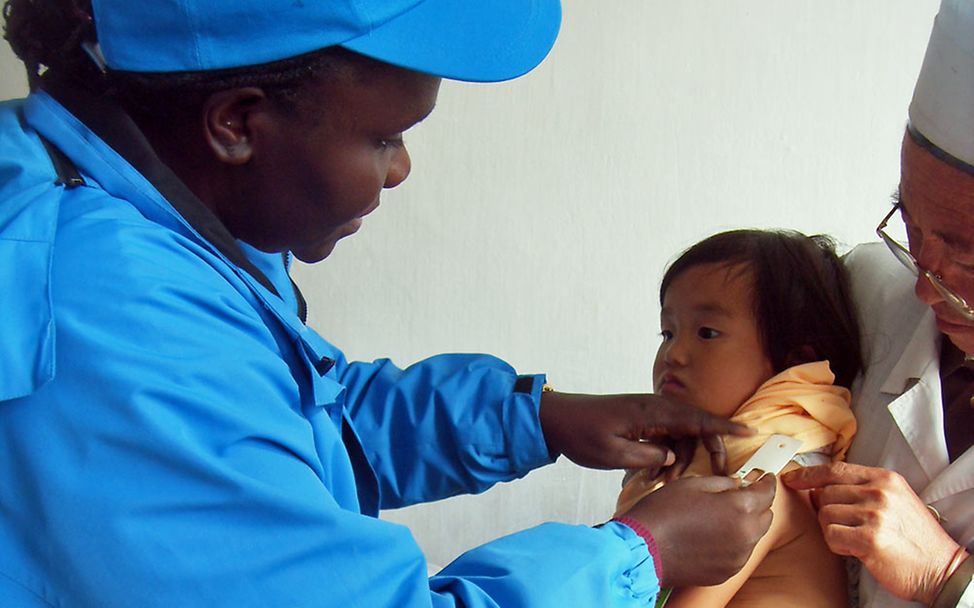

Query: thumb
[
  {"left": 677, "top": 475, "right": 742, "bottom": 494},
  {"left": 614, "top": 439, "right": 675, "bottom": 470},
  {"left": 740, "top": 473, "right": 777, "bottom": 507},
  {"left": 780, "top": 464, "right": 830, "bottom": 490}
]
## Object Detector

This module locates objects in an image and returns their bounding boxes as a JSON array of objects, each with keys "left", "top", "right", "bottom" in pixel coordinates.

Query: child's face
[{"left": 653, "top": 262, "right": 775, "bottom": 418}]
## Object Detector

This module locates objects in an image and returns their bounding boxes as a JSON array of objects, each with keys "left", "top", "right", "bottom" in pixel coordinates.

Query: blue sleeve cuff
[
  {"left": 600, "top": 521, "right": 661, "bottom": 601},
  {"left": 505, "top": 373, "right": 555, "bottom": 473},
  {"left": 433, "top": 522, "right": 660, "bottom": 606}
]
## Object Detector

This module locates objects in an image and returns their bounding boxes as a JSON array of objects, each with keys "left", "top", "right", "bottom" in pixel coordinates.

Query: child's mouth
[{"left": 657, "top": 374, "right": 686, "bottom": 394}]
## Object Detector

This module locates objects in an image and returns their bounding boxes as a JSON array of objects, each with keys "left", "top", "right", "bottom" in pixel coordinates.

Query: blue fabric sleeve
[
  {"left": 244, "top": 239, "right": 556, "bottom": 509},
  {"left": 431, "top": 522, "right": 660, "bottom": 607},
  {"left": 338, "top": 356, "right": 554, "bottom": 508}
]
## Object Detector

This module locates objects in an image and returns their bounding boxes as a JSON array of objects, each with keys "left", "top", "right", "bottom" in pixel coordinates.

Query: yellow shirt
[{"left": 617, "top": 360, "right": 856, "bottom": 513}]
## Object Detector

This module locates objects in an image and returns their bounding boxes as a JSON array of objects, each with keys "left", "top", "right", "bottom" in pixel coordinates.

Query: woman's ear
[
  {"left": 202, "top": 88, "right": 267, "bottom": 165},
  {"left": 784, "top": 344, "right": 819, "bottom": 368}
]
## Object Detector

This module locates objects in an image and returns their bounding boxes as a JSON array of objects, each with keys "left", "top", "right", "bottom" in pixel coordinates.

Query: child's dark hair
[{"left": 659, "top": 230, "right": 862, "bottom": 389}]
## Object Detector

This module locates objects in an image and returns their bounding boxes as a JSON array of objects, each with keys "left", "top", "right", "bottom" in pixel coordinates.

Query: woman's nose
[{"left": 384, "top": 146, "right": 411, "bottom": 189}]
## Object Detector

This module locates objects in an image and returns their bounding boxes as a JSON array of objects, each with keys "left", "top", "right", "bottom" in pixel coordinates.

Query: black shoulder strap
[{"left": 38, "top": 135, "right": 86, "bottom": 189}]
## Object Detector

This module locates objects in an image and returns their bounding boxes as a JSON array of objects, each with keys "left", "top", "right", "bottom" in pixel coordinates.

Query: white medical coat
[{"left": 846, "top": 243, "right": 974, "bottom": 608}]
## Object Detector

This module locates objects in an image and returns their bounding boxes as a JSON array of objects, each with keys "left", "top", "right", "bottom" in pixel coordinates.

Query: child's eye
[
  {"left": 659, "top": 330, "right": 673, "bottom": 341},
  {"left": 698, "top": 327, "right": 721, "bottom": 339}
]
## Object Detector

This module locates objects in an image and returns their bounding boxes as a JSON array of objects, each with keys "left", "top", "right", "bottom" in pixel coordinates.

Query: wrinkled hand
[
  {"left": 622, "top": 475, "right": 776, "bottom": 587},
  {"left": 783, "top": 462, "right": 965, "bottom": 604},
  {"left": 538, "top": 391, "right": 753, "bottom": 473}
]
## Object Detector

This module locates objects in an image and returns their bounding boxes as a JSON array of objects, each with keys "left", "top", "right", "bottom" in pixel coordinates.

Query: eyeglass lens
[{"left": 877, "top": 208, "right": 974, "bottom": 321}]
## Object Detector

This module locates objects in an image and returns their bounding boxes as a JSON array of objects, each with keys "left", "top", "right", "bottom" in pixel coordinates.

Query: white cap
[{"left": 909, "top": 0, "right": 974, "bottom": 168}]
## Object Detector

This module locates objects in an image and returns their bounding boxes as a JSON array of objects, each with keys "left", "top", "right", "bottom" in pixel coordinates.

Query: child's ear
[{"left": 784, "top": 345, "right": 819, "bottom": 368}]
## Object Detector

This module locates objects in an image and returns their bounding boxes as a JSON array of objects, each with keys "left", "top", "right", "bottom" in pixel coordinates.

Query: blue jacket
[{"left": 0, "top": 86, "right": 658, "bottom": 607}]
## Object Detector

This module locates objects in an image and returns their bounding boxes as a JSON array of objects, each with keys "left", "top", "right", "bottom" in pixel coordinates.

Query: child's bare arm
[{"left": 663, "top": 473, "right": 798, "bottom": 608}]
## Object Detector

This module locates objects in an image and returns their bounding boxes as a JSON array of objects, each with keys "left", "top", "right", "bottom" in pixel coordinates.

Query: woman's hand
[
  {"left": 622, "top": 474, "right": 776, "bottom": 587},
  {"left": 538, "top": 391, "right": 754, "bottom": 474},
  {"left": 783, "top": 462, "right": 967, "bottom": 604}
]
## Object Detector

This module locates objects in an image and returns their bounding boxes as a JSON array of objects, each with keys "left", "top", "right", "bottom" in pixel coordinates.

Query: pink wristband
[{"left": 612, "top": 516, "right": 663, "bottom": 583}]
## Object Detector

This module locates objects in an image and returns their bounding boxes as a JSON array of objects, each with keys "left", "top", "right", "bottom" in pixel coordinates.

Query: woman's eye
[
  {"left": 659, "top": 330, "right": 673, "bottom": 342},
  {"left": 377, "top": 135, "right": 404, "bottom": 149},
  {"left": 698, "top": 327, "right": 721, "bottom": 339}
]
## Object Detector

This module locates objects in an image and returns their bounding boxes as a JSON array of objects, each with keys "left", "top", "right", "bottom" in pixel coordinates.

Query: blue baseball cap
[{"left": 91, "top": 0, "right": 561, "bottom": 83}]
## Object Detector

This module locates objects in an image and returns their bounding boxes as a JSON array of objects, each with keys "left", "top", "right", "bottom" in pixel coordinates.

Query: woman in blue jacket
[{"left": 0, "top": 1, "right": 775, "bottom": 606}]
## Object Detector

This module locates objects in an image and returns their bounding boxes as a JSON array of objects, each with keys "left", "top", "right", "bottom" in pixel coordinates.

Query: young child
[{"left": 616, "top": 229, "right": 861, "bottom": 608}]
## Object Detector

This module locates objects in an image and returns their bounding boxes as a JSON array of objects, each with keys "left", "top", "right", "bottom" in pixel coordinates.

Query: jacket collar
[
  {"left": 878, "top": 308, "right": 974, "bottom": 499},
  {"left": 881, "top": 307, "right": 941, "bottom": 397},
  {"left": 881, "top": 308, "right": 950, "bottom": 480}
]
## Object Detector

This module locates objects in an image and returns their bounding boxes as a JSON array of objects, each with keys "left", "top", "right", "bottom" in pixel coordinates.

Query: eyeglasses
[{"left": 876, "top": 203, "right": 974, "bottom": 321}]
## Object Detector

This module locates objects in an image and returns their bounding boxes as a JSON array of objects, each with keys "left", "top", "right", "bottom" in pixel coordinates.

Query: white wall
[{"left": 1, "top": 0, "right": 939, "bottom": 570}]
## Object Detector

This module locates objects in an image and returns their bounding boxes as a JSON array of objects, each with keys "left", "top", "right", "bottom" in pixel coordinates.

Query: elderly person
[
  {"left": 784, "top": 1, "right": 974, "bottom": 606},
  {"left": 0, "top": 0, "right": 776, "bottom": 606}
]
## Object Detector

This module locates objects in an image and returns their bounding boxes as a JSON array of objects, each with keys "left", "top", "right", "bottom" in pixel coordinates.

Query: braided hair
[
  {"left": 3, "top": 0, "right": 103, "bottom": 91},
  {"left": 3, "top": 0, "right": 366, "bottom": 124}
]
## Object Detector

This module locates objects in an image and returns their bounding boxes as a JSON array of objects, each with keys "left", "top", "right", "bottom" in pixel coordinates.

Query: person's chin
[
  {"left": 935, "top": 312, "right": 974, "bottom": 352},
  {"left": 943, "top": 327, "right": 974, "bottom": 356},
  {"left": 293, "top": 220, "right": 363, "bottom": 263},
  {"left": 292, "top": 240, "right": 338, "bottom": 263}
]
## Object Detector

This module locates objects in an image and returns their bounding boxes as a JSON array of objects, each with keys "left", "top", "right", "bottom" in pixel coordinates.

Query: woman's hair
[
  {"left": 3, "top": 0, "right": 366, "bottom": 124},
  {"left": 659, "top": 230, "right": 863, "bottom": 389}
]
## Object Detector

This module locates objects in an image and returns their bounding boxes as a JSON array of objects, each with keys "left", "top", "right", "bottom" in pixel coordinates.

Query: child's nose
[{"left": 662, "top": 337, "right": 689, "bottom": 366}]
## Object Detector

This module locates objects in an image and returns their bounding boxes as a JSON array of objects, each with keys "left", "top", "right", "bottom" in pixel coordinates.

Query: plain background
[{"left": 1, "top": 0, "right": 940, "bottom": 570}]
